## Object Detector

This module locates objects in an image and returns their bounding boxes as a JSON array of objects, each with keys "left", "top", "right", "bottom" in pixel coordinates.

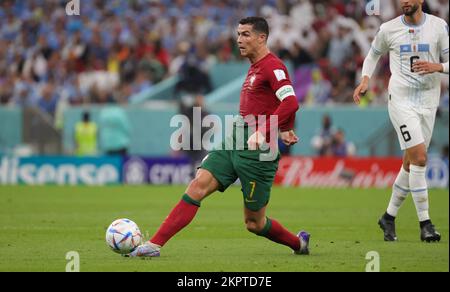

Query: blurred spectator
[
  {"left": 290, "top": 41, "right": 315, "bottom": 68},
  {"left": 330, "top": 129, "right": 356, "bottom": 157},
  {"left": 37, "top": 81, "right": 59, "bottom": 117},
  {"left": 74, "top": 111, "right": 98, "bottom": 156},
  {"left": 442, "top": 145, "right": 449, "bottom": 164},
  {"left": 89, "top": 85, "right": 115, "bottom": 104},
  {"left": 175, "top": 56, "right": 213, "bottom": 167},
  {"left": 311, "top": 114, "right": 336, "bottom": 156},
  {"left": 180, "top": 94, "right": 211, "bottom": 169},
  {"left": 305, "top": 68, "right": 332, "bottom": 105},
  {"left": 312, "top": 116, "right": 356, "bottom": 157},
  {"left": 11, "top": 79, "right": 37, "bottom": 107},
  {"left": 98, "top": 105, "right": 131, "bottom": 156},
  {"left": 0, "top": 75, "right": 13, "bottom": 104},
  {"left": 327, "top": 24, "right": 352, "bottom": 68},
  {"left": 138, "top": 50, "right": 165, "bottom": 84},
  {"left": 0, "top": 0, "right": 448, "bottom": 114},
  {"left": 439, "top": 77, "right": 449, "bottom": 110},
  {"left": 440, "top": 144, "right": 449, "bottom": 188},
  {"left": 175, "top": 56, "right": 213, "bottom": 99},
  {"left": 132, "top": 69, "right": 153, "bottom": 95}
]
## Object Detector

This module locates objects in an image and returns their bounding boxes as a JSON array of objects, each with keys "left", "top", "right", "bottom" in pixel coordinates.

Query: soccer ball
[{"left": 105, "top": 218, "right": 143, "bottom": 254}]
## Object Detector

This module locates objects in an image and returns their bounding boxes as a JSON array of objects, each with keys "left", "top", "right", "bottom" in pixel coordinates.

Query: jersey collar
[
  {"left": 401, "top": 12, "right": 427, "bottom": 28},
  {"left": 251, "top": 52, "right": 272, "bottom": 67}
]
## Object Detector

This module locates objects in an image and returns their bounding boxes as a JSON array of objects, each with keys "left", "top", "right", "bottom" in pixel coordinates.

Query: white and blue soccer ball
[{"left": 106, "top": 218, "right": 143, "bottom": 254}]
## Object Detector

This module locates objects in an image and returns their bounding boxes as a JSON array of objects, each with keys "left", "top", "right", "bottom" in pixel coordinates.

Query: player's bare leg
[
  {"left": 244, "top": 206, "right": 310, "bottom": 254},
  {"left": 184, "top": 169, "right": 220, "bottom": 202},
  {"left": 128, "top": 169, "right": 220, "bottom": 257},
  {"left": 406, "top": 143, "right": 440, "bottom": 242}
]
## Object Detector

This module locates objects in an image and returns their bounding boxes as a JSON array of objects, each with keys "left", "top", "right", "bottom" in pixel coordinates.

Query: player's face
[
  {"left": 400, "top": 0, "right": 423, "bottom": 16},
  {"left": 236, "top": 24, "right": 265, "bottom": 57}
]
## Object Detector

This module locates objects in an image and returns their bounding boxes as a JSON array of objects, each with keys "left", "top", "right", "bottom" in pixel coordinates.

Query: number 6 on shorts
[{"left": 400, "top": 125, "right": 412, "bottom": 142}]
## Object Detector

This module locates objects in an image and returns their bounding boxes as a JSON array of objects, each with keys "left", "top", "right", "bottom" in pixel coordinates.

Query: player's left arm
[
  {"left": 248, "top": 98, "right": 299, "bottom": 149},
  {"left": 265, "top": 66, "right": 300, "bottom": 146},
  {"left": 412, "top": 22, "right": 449, "bottom": 75},
  {"left": 273, "top": 96, "right": 299, "bottom": 146},
  {"left": 247, "top": 65, "right": 300, "bottom": 148}
]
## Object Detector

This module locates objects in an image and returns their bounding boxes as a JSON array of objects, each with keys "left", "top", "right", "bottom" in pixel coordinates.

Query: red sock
[
  {"left": 260, "top": 218, "right": 300, "bottom": 251},
  {"left": 150, "top": 194, "right": 200, "bottom": 247}
]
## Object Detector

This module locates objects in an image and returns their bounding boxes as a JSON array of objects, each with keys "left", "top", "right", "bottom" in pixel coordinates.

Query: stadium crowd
[{"left": 0, "top": 0, "right": 448, "bottom": 120}]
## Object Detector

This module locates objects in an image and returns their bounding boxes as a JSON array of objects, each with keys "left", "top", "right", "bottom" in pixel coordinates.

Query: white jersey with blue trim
[{"left": 370, "top": 13, "right": 449, "bottom": 108}]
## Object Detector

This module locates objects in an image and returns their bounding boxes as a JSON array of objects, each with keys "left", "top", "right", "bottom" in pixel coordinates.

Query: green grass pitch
[{"left": 0, "top": 185, "right": 448, "bottom": 272}]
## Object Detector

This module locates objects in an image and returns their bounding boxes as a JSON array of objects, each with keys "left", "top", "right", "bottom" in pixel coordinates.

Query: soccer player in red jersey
[{"left": 128, "top": 17, "right": 309, "bottom": 257}]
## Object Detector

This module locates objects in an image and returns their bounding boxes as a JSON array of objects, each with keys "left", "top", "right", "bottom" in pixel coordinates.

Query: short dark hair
[
  {"left": 82, "top": 111, "right": 90, "bottom": 122},
  {"left": 239, "top": 16, "right": 269, "bottom": 38}
]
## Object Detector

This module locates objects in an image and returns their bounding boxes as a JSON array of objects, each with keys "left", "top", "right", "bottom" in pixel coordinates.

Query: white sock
[
  {"left": 409, "top": 164, "right": 430, "bottom": 222},
  {"left": 386, "top": 166, "right": 410, "bottom": 217}
]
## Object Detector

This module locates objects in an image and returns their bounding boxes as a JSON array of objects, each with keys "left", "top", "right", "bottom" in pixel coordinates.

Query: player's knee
[
  {"left": 245, "top": 219, "right": 264, "bottom": 234},
  {"left": 186, "top": 178, "right": 209, "bottom": 201},
  {"left": 411, "top": 153, "right": 427, "bottom": 167}
]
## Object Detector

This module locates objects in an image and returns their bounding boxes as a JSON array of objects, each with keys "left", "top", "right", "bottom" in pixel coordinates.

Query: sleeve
[
  {"left": 268, "top": 64, "right": 296, "bottom": 102},
  {"left": 439, "top": 21, "right": 449, "bottom": 73},
  {"left": 361, "top": 49, "right": 382, "bottom": 79},
  {"left": 370, "top": 25, "right": 389, "bottom": 56},
  {"left": 265, "top": 63, "right": 299, "bottom": 133},
  {"left": 277, "top": 103, "right": 298, "bottom": 131},
  {"left": 361, "top": 26, "right": 388, "bottom": 79}
]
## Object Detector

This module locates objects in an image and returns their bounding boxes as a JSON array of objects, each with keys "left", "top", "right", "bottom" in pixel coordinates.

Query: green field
[{"left": 0, "top": 186, "right": 448, "bottom": 272}]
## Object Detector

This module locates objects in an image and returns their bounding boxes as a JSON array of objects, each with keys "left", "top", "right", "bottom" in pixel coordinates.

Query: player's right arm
[
  {"left": 438, "top": 21, "right": 449, "bottom": 74},
  {"left": 353, "top": 26, "right": 389, "bottom": 104},
  {"left": 413, "top": 20, "right": 449, "bottom": 75}
]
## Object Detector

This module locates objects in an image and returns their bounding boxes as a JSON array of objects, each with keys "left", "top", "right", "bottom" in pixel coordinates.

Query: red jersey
[{"left": 239, "top": 53, "right": 298, "bottom": 132}]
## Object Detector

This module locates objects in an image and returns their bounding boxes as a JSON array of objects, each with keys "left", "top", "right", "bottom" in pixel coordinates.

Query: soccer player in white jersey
[{"left": 353, "top": 0, "right": 448, "bottom": 242}]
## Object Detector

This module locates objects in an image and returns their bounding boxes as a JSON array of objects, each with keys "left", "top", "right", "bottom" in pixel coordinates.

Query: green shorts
[{"left": 199, "top": 120, "right": 280, "bottom": 211}]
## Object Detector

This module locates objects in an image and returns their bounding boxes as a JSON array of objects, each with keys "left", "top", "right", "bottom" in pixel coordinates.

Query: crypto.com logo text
[
  {"left": 366, "top": 0, "right": 380, "bottom": 16},
  {"left": 66, "top": 0, "right": 80, "bottom": 16}
]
